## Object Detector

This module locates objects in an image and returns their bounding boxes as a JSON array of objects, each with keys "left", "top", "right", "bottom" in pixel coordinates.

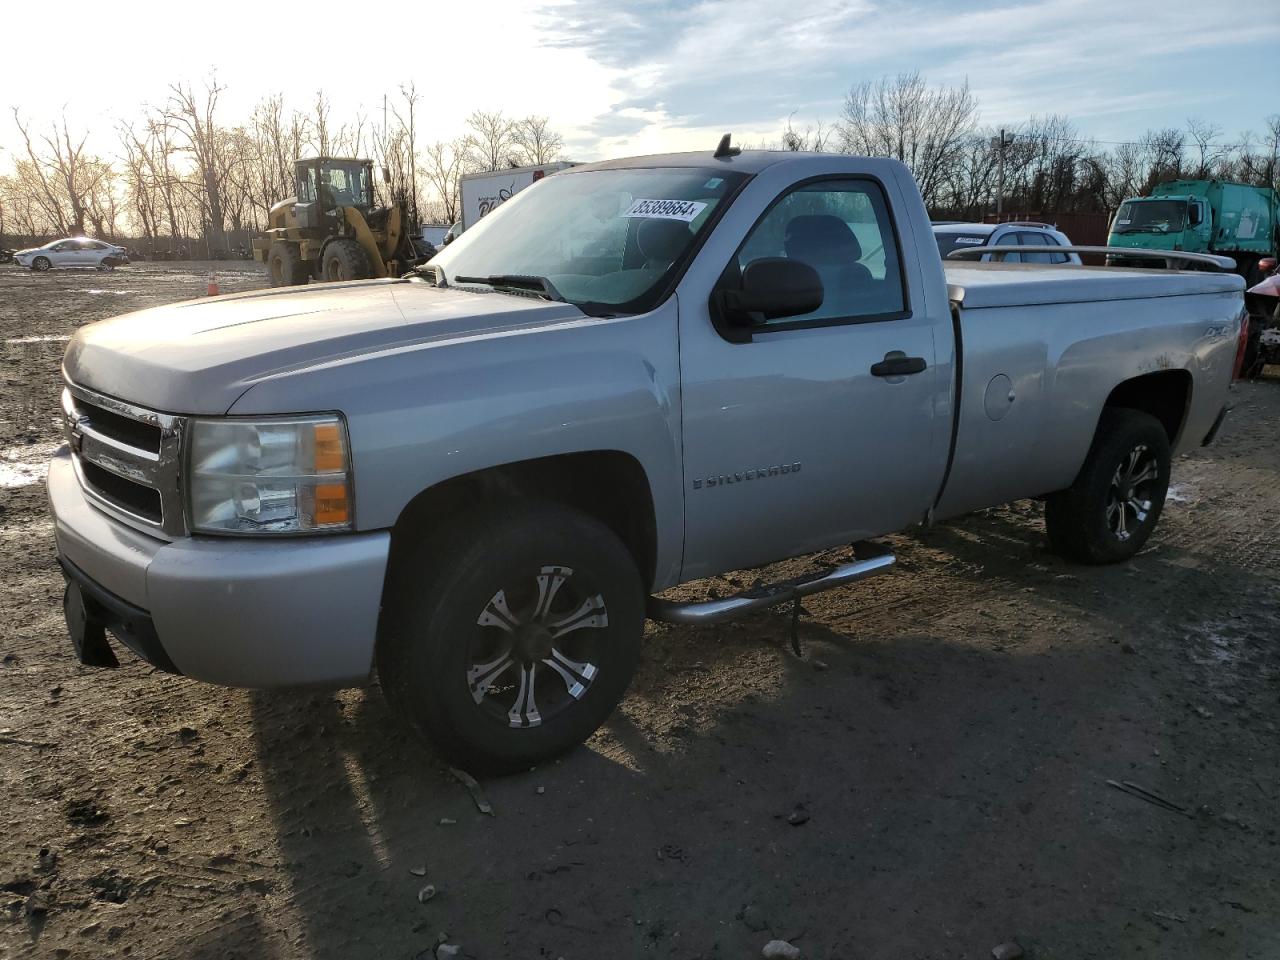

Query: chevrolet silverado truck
[{"left": 49, "top": 143, "right": 1247, "bottom": 771}]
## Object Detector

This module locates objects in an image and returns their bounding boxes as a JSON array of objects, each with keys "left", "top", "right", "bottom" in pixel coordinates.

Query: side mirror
[
  {"left": 1188, "top": 204, "right": 1202, "bottom": 226},
  {"left": 721, "top": 258, "right": 824, "bottom": 332}
]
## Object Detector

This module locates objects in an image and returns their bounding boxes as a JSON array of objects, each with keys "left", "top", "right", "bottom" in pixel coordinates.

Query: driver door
[
  {"left": 49, "top": 241, "right": 77, "bottom": 267},
  {"left": 677, "top": 177, "right": 949, "bottom": 580}
]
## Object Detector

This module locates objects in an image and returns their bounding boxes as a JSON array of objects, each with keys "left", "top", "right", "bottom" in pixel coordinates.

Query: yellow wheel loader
[{"left": 252, "top": 157, "right": 427, "bottom": 286}]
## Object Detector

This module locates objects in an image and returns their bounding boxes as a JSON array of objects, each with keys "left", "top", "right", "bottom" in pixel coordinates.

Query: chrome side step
[{"left": 646, "top": 547, "right": 896, "bottom": 626}]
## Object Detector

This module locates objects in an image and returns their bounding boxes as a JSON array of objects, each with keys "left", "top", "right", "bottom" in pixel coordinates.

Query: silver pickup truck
[{"left": 49, "top": 146, "right": 1246, "bottom": 771}]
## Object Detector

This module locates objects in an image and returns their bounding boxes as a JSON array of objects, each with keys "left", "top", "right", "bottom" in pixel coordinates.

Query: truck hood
[{"left": 63, "top": 279, "right": 588, "bottom": 414}]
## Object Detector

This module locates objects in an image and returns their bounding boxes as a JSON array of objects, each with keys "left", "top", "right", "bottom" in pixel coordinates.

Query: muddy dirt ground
[{"left": 1, "top": 261, "right": 1277, "bottom": 960}]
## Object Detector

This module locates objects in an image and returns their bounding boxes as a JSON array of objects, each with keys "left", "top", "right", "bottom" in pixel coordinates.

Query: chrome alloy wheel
[
  {"left": 1106, "top": 443, "right": 1160, "bottom": 541},
  {"left": 468, "top": 565, "right": 608, "bottom": 729}
]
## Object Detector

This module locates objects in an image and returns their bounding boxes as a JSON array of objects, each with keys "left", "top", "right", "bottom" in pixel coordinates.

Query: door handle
[{"left": 870, "top": 351, "right": 927, "bottom": 377}]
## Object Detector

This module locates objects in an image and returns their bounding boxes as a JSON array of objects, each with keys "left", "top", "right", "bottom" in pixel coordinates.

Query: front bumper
[{"left": 47, "top": 448, "right": 390, "bottom": 688}]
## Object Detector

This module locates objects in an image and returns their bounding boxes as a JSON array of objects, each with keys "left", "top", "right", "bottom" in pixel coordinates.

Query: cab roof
[{"left": 572, "top": 149, "right": 816, "bottom": 176}]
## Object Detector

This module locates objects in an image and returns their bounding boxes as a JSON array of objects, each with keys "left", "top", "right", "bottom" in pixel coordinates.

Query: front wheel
[
  {"left": 321, "top": 238, "right": 372, "bottom": 282},
  {"left": 1044, "top": 408, "right": 1171, "bottom": 564},
  {"left": 267, "top": 241, "right": 307, "bottom": 287},
  {"left": 378, "top": 502, "right": 644, "bottom": 773},
  {"left": 31, "top": 256, "right": 51, "bottom": 272}
]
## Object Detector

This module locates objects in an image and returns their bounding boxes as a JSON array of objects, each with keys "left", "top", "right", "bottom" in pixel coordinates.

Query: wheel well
[
  {"left": 385, "top": 452, "right": 659, "bottom": 592},
  {"left": 1103, "top": 370, "right": 1192, "bottom": 444}
]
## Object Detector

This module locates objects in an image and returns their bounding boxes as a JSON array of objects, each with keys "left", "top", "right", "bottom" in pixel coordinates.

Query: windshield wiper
[{"left": 453, "top": 274, "right": 566, "bottom": 302}]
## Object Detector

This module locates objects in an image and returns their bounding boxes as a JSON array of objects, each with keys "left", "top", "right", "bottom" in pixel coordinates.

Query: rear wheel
[
  {"left": 378, "top": 501, "right": 644, "bottom": 773},
  {"left": 321, "top": 239, "right": 371, "bottom": 282},
  {"left": 267, "top": 241, "right": 307, "bottom": 287},
  {"left": 31, "top": 256, "right": 50, "bottom": 272},
  {"left": 1045, "top": 408, "right": 1171, "bottom": 564}
]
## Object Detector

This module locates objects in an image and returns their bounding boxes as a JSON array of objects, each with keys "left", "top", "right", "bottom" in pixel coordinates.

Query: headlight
[{"left": 187, "top": 414, "right": 353, "bottom": 534}]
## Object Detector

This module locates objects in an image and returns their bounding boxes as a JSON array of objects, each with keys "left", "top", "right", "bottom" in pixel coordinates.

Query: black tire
[
  {"left": 377, "top": 501, "right": 644, "bottom": 773},
  {"left": 1044, "top": 408, "right": 1171, "bottom": 564},
  {"left": 321, "top": 239, "right": 371, "bottom": 282},
  {"left": 267, "top": 241, "right": 307, "bottom": 287},
  {"left": 1241, "top": 316, "right": 1264, "bottom": 379},
  {"left": 31, "top": 256, "right": 50, "bottom": 272}
]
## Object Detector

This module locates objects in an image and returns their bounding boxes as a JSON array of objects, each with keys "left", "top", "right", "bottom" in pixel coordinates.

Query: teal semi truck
[{"left": 1106, "top": 179, "right": 1278, "bottom": 283}]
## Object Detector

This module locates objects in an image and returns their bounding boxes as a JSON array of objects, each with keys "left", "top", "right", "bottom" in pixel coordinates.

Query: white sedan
[{"left": 14, "top": 238, "right": 129, "bottom": 272}]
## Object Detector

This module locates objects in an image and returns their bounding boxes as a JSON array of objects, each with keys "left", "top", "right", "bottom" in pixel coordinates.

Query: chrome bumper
[{"left": 48, "top": 448, "right": 389, "bottom": 688}]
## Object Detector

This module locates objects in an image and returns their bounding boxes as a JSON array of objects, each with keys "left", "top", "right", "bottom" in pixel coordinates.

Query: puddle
[{"left": 0, "top": 442, "right": 59, "bottom": 489}]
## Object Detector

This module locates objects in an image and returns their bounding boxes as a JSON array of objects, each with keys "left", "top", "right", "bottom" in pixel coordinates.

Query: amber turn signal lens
[
  {"left": 313, "top": 422, "right": 346, "bottom": 473},
  {"left": 313, "top": 483, "right": 350, "bottom": 526}
]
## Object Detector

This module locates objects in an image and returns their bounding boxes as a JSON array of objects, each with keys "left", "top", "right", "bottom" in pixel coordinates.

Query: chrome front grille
[{"left": 61, "top": 384, "right": 187, "bottom": 538}]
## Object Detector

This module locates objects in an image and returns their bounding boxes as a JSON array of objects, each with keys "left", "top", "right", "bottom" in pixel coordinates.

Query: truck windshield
[
  {"left": 429, "top": 167, "right": 748, "bottom": 315},
  {"left": 1113, "top": 200, "right": 1186, "bottom": 234},
  {"left": 299, "top": 162, "right": 372, "bottom": 207}
]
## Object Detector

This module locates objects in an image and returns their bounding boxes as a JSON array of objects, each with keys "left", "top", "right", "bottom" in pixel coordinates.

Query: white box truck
[{"left": 459, "top": 162, "right": 576, "bottom": 231}]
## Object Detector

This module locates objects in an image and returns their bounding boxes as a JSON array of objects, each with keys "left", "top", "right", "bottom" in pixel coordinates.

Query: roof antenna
[{"left": 713, "top": 133, "right": 740, "bottom": 159}]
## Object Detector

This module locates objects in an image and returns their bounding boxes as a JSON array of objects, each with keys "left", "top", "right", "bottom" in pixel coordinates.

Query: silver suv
[{"left": 932, "top": 221, "right": 1081, "bottom": 264}]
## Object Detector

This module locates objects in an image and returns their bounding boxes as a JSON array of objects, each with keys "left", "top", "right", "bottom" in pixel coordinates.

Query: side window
[
  {"left": 53, "top": 242, "right": 71, "bottom": 252},
  {"left": 1017, "top": 232, "right": 1055, "bottom": 264},
  {"left": 733, "top": 179, "right": 906, "bottom": 325},
  {"left": 298, "top": 167, "right": 316, "bottom": 204},
  {"left": 1046, "top": 234, "right": 1070, "bottom": 265},
  {"left": 993, "top": 230, "right": 1021, "bottom": 263}
]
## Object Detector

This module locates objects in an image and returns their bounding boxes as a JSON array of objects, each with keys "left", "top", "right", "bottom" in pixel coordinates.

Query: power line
[{"left": 1005, "top": 131, "right": 1265, "bottom": 151}]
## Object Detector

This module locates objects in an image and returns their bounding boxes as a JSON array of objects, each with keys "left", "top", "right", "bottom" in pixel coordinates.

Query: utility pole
[{"left": 994, "top": 128, "right": 1015, "bottom": 218}]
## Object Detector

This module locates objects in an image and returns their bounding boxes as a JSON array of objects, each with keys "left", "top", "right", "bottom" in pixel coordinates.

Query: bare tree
[
  {"left": 780, "top": 114, "right": 835, "bottom": 152},
  {"left": 118, "top": 122, "right": 161, "bottom": 248},
  {"left": 164, "top": 80, "right": 234, "bottom": 253},
  {"left": 465, "top": 109, "right": 517, "bottom": 171},
  {"left": 838, "top": 72, "right": 978, "bottom": 208},
  {"left": 12, "top": 111, "right": 112, "bottom": 236},
  {"left": 512, "top": 115, "right": 563, "bottom": 165},
  {"left": 1259, "top": 114, "right": 1280, "bottom": 192},
  {"left": 1140, "top": 128, "right": 1186, "bottom": 191},
  {"left": 391, "top": 83, "right": 421, "bottom": 215},
  {"left": 420, "top": 138, "right": 468, "bottom": 224},
  {"left": 310, "top": 89, "right": 334, "bottom": 156},
  {"left": 1186, "top": 119, "right": 1224, "bottom": 179}
]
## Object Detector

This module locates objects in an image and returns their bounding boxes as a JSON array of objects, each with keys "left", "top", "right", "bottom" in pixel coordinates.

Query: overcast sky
[{"left": 1, "top": 0, "right": 1276, "bottom": 168}]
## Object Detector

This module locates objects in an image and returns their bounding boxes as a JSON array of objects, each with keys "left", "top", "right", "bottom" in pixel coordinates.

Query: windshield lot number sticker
[{"left": 623, "top": 199, "right": 707, "bottom": 222}]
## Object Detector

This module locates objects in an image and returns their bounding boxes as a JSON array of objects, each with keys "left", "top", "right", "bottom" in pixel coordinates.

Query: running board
[{"left": 646, "top": 547, "right": 896, "bottom": 625}]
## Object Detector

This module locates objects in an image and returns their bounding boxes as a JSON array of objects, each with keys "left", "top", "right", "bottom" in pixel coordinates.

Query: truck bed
[{"left": 944, "top": 262, "right": 1244, "bottom": 309}]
